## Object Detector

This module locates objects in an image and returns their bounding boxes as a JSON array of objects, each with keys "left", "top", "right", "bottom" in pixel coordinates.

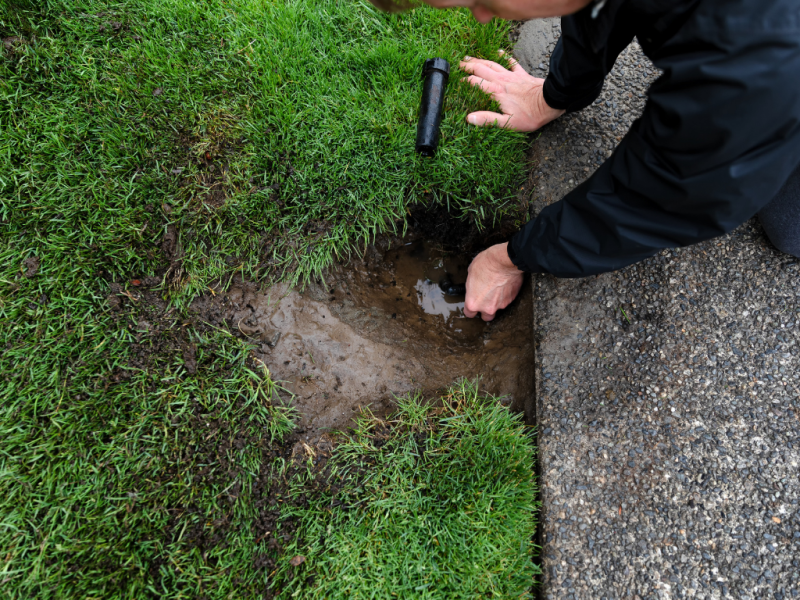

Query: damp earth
[{"left": 191, "top": 234, "right": 534, "bottom": 439}]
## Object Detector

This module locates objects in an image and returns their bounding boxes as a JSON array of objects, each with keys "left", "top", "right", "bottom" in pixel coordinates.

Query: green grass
[
  {"left": 2, "top": 0, "right": 527, "bottom": 295},
  {"left": 1, "top": 0, "right": 534, "bottom": 597},
  {"left": 273, "top": 381, "right": 540, "bottom": 599}
]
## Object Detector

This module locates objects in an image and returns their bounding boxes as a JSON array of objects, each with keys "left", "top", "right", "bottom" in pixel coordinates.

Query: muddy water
[{"left": 193, "top": 236, "right": 534, "bottom": 440}]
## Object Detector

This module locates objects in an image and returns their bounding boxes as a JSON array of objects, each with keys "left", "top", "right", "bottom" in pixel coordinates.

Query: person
[{"left": 371, "top": 0, "right": 800, "bottom": 321}]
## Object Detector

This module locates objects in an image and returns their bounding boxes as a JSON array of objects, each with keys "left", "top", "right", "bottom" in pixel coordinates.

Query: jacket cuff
[
  {"left": 507, "top": 233, "right": 536, "bottom": 273},
  {"left": 542, "top": 75, "right": 604, "bottom": 114}
]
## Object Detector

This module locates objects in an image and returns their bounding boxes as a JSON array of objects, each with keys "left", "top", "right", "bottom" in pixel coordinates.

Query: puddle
[
  {"left": 191, "top": 234, "right": 534, "bottom": 440},
  {"left": 356, "top": 238, "right": 484, "bottom": 338}
]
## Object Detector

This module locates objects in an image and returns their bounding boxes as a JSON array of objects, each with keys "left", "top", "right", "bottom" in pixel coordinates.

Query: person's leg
[{"left": 759, "top": 163, "right": 800, "bottom": 257}]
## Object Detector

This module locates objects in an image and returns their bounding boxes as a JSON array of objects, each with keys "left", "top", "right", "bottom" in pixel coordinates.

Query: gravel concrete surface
[{"left": 515, "top": 19, "right": 800, "bottom": 600}]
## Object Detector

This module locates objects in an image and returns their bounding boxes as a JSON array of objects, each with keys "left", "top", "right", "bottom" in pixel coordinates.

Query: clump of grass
[{"left": 273, "top": 380, "right": 541, "bottom": 599}]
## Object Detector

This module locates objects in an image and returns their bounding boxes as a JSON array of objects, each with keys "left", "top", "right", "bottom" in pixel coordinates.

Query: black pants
[{"left": 759, "top": 164, "right": 800, "bottom": 257}]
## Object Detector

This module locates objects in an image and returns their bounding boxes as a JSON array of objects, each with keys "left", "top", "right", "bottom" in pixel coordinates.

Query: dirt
[
  {"left": 160, "top": 223, "right": 184, "bottom": 288},
  {"left": 22, "top": 255, "right": 39, "bottom": 278},
  {"left": 2, "top": 34, "right": 31, "bottom": 60},
  {"left": 179, "top": 147, "right": 234, "bottom": 210},
  {"left": 174, "top": 117, "right": 242, "bottom": 212},
  {"left": 97, "top": 20, "right": 124, "bottom": 34},
  {"left": 190, "top": 226, "right": 535, "bottom": 439},
  {"left": 508, "top": 20, "right": 525, "bottom": 45},
  {"left": 3, "top": 36, "right": 23, "bottom": 51}
]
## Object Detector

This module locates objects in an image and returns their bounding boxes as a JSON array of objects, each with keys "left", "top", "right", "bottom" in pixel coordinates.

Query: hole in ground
[{"left": 191, "top": 207, "right": 535, "bottom": 438}]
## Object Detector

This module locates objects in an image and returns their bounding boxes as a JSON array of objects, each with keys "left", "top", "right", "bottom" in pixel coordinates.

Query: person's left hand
[{"left": 459, "top": 52, "right": 565, "bottom": 131}]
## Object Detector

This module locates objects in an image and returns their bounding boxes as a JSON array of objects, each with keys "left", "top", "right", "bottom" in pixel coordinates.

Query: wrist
[
  {"left": 490, "top": 243, "right": 522, "bottom": 275},
  {"left": 535, "top": 86, "right": 566, "bottom": 125}
]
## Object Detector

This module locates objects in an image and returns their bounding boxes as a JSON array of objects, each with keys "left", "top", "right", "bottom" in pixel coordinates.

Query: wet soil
[{"left": 191, "top": 232, "right": 535, "bottom": 439}]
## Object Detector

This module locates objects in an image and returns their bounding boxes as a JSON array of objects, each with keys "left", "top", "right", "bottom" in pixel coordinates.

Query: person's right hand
[
  {"left": 464, "top": 243, "right": 524, "bottom": 321},
  {"left": 460, "top": 52, "right": 565, "bottom": 131}
]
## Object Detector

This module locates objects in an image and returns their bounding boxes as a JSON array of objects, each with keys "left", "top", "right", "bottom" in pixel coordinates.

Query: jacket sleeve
[
  {"left": 510, "top": 24, "right": 800, "bottom": 278},
  {"left": 542, "top": 0, "right": 634, "bottom": 113}
]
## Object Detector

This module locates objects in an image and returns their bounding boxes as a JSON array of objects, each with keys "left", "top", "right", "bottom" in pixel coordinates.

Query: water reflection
[{"left": 414, "top": 279, "right": 464, "bottom": 319}]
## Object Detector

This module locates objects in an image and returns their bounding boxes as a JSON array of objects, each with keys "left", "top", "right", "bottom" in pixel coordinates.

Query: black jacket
[{"left": 508, "top": 0, "right": 800, "bottom": 277}]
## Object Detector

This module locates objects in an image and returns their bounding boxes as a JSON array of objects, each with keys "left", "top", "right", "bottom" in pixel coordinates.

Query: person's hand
[
  {"left": 460, "top": 52, "right": 565, "bottom": 131},
  {"left": 464, "top": 243, "right": 524, "bottom": 321}
]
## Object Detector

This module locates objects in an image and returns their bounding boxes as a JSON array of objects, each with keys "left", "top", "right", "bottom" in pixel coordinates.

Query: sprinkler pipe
[{"left": 415, "top": 58, "right": 450, "bottom": 157}]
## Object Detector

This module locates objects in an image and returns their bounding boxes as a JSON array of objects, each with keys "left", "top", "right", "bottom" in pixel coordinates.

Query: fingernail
[
  {"left": 467, "top": 115, "right": 477, "bottom": 125},
  {"left": 464, "top": 55, "right": 472, "bottom": 60}
]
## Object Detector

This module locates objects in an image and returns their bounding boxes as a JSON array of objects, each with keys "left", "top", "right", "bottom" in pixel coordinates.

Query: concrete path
[{"left": 515, "top": 19, "right": 800, "bottom": 600}]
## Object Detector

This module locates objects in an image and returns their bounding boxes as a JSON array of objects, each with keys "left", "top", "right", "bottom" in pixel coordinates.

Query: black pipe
[
  {"left": 416, "top": 58, "right": 450, "bottom": 157},
  {"left": 439, "top": 275, "right": 466, "bottom": 297}
]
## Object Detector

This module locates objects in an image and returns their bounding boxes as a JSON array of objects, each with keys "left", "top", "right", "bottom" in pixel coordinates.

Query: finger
[
  {"left": 460, "top": 63, "right": 503, "bottom": 84},
  {"left": 462, "top": 59, "right": 507, "bottom": 75},
  {"left": 466, "top": 110, "right": 513, "bottom": 128},
  {"left": 481, "top": 311, "right": 496, "bottom": 322},
  {"left": 464, "top": 75, "right": 503, "bottom": 95},
  {"left": 469, "top": 5, "right": 494, "bottom": 24},
  {"left": 464, "top": 293, "right": 480, "bottom": 318},
  {"left": 498, "top": 49, "right": 525, "bottom": 73},
  {"left": 460, "top": 59, "right": 507, "bottom": 78},
  {"left": 477, "top": 58, "right": 507, "bottom": 72},
  {"left": 424, "top": 0, "right": 475, "bottom": 8}
]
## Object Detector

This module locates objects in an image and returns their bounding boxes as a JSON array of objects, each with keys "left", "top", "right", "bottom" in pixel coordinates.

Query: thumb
[{"left": 466, "top": 111, "right": 512, "bottom": 128}]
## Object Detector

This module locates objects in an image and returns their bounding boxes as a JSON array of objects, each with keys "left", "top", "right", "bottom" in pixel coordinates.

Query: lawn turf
[
  {"left": 273, "top": 381, "right": 540, "bottom": 600},
  {"left": 1, "top": 0, "right": 536, "bottom": 597}
]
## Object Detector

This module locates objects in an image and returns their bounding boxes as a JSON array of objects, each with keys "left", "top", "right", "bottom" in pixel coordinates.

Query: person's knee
[
  {"left": 759, "top": 164, "right": 800, "bottom": 258},
  {"left": 761, "top": 222, "right": 800, "bottom": 257}
]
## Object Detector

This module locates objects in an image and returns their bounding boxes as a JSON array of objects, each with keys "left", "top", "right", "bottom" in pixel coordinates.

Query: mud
[{"left": 192, "top": 234, "right": 535, "bottom": 439}]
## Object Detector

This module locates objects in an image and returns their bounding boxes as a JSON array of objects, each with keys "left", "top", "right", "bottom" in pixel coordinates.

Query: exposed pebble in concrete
[{"left": 519, "top": 19, "right": 800, "bottom": 600}]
